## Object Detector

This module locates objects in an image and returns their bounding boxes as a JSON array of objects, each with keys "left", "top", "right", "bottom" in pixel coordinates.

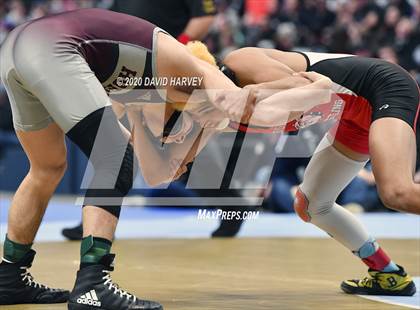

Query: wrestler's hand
[
  {"left": 213, "top": 88, "right": 256, "bottom": 123},
  {"left": 189, "top": 102, "right": 228, "bottom": 129},
  {"left": 243, "top": 83, "right": 279, "bottom": 103},
  {"left": 295, "top": 71, "right": 328, "bottom": 82}
]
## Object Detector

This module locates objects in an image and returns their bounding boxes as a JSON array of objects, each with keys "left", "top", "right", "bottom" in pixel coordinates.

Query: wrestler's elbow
[
  {"left": 142, "top": 174, "right": 162, "bottom": 187},
  {"left": 142, "top": 169, "right": 169, "bottom": 187},
  {"left": 223, "top": 47, "right": 260, "bottom": 75},
  {"left": 224, "top": 48, "right": 253, "bottom": 66},
  {"left": 144, "top": 167, "right": 188, "bottom": 187}
]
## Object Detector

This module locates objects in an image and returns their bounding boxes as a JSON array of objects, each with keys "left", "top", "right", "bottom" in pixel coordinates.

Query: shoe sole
[
  {"left": 0, "top": 301, "right": 68, "bottom": 305},
  {"left": 68, "top": 303, "right": 107, "bottom": 310},
  {"left": 341, "top": 281, "right": 417, "bottom": 296},
  {"left": 0, "top": 295, "right": 68, "bottom": 305},
  {"left": 68, "top": 302, "right": 163, "bottom": 310}
]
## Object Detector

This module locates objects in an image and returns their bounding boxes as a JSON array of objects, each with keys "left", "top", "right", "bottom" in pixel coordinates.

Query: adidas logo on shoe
[{"left": 77, "top": 289, "right": 101, "bottom": 307}]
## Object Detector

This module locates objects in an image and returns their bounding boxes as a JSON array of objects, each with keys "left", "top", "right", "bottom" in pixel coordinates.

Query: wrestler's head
[{"left": 138, "top": 41, "right": 227, "bottom": 144}]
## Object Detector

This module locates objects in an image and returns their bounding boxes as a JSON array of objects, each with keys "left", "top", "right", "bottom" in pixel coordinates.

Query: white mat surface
[{"left": 359, "top": 277, "right": 420, "bottom": 309}]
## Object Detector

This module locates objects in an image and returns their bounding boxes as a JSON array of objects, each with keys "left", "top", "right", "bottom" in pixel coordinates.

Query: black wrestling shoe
[
  {"left": 211, "top": 206, "right": 250, "bottom": 238},
  {"left": 62, "top": 223, "right": 83, "bottom": 241},
  {"left": 211, "top": 217, "right": 244, "bottom": 237},
  {"left": 341, "top": 265, "right": 416, "bottom": 296},
  {"left": 0, "top": 250, "right": 69, "bottom": 305},
  {"left": 68, "top": 254, "right": 163, "bottom": 310}
]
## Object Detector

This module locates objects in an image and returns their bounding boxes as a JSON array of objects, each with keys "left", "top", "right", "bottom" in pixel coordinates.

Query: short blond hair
[{"left": 186, "top": 41, "right": 217, "bottom": 66}]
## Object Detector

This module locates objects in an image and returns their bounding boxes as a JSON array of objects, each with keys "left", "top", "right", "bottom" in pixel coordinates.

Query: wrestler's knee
[
  {"left": 377, "top": 182, "right": 413, "bottom": 212},
  {"left": 293, "top": 187, "right": 336, "bottom": 222},
  {"left": 31, "top": 159, "right": 68, "bottom": 185},
  {"left": 293, "top": 188, "right": 312, "bottom": 222},
  {"left": 84, "top": 143, "right": 135, "bottom": 219}
]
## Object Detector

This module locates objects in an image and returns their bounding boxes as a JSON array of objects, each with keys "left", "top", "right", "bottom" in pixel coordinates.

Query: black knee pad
[
  {"left": 83, "top": 143, "right": 136, "bottom": 218},
  {"left": 67, "top": 107, "right": 137, "bottom": 218}
]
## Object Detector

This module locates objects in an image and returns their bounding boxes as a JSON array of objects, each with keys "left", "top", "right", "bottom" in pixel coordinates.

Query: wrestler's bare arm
[
  {"left": 156, "top": 33, "right": 239, "bottom": 104},
  {"left": 223, "top": 47, "right": 296, "bottom": 86},
  {"left": 250, "top": 72, "right": 332, "bottom": 127},
  {"left": 126, "top": 34, "right": 242, "bottom": 186},
  {"left": 220, "top": 48, "right": 332, "bottom": 124},
  {"left": 127, "top": 106, "right": 218, "bottom": 187},
  {"left": 113, "top": 34, "right": 238, "bottom": 186}
]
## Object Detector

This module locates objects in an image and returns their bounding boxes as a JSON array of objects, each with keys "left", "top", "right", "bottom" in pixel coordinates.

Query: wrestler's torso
[
  {"left": 299, "top": 52, "right": 419, "bottom": 131},
  {"left": 227, "top": 50, "right": 418, "bottom": 132},
  {"left": 14, "top": 8, "right": 164, "bottom": 103}
]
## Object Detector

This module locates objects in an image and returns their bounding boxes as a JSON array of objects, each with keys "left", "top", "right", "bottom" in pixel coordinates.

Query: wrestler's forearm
[
  {"left": 254, "top": 76, "right": 311, "bottom": 91},
  {"left": 128, "top": 112, "right": 175, "bottom": 186},
  {"left": 129, "top": 110, "right": 217, "bottom": 185},
  {"left": 168, "top": 126, "right": 217, "bottom": 166},
  {"left": 257, "top": 76, "right": 332, "bottom": 109},
  {"left": 200, "top": 60, "right": 240, "bottom": 102},
  {"left": 250, "top": 76, "right": 312, "bottom": 102},
  {"left": 250, "top": 77, "right": 332, "bottom": 127}
]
